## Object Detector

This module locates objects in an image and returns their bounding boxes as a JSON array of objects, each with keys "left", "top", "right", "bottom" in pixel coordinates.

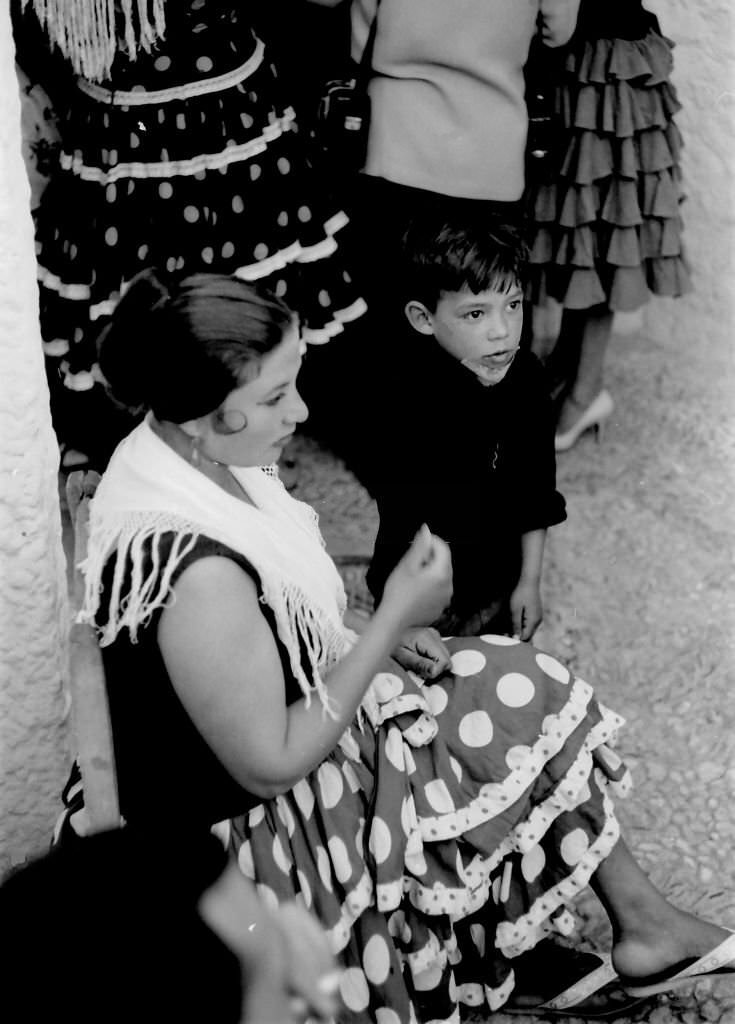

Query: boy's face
[{"left": 406, "top": 282, "right": 524, "bottom": 386}]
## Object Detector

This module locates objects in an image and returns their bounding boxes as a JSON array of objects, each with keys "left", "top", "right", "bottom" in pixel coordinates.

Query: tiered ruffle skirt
[
  {"left": 228, "top": 635, "right": 631, "bottom": 1023},
  {"left": 526, "top": 30, "right": 690, "bottom": 311}
]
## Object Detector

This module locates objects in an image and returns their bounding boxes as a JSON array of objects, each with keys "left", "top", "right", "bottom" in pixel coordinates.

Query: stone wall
[
  {"left": 641, "top": 1, "right": 735, "bottom": 355},
  {"left": 0, "top": 3, "right": 69, "bottom": 875}
]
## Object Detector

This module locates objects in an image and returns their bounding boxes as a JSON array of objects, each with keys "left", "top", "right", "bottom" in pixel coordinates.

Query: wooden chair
[{"left": 65, "top": 470, "right": 122, "bottom": 833}]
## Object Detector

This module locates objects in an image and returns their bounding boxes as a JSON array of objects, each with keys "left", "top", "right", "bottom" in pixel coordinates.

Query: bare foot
[{"left": 612, "top": 908, "right": 730, "bottom": 981}]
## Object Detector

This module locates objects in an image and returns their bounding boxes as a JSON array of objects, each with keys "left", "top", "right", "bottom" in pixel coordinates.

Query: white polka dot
[
  {"left": 272, "top": 834, "right": 291, "bottom": 875},
  {"left": 536, "top": 652, "right": 571, "bottom": 684},
  {"left": 577, "top": 781, "right": 592, "bottom": 804},
  {"left": 450, "top": 649, "right": 487, "bottom": 677},
  {"left": 250, "top": 163, "right": 261, "bottom": 181},
  {"left": 405, "top": 845, "right": 427, "bottom": 876},
  {"left": 232, "top": 194, "right": 244, "bottom": 213},
  {"left": 129, "top": 132, "right": 139, "bottom": 149},
  {"left": 340, "top": 728, "right": 361, "bottom": 762},
  {"left": 240, "top": 112, "right": 253, "bottom": 129},
  {"left": 105, "top": 183, "right": 117, "bottom": 202},
  {"left": 342, "top": 762, "right": 361, "bottom": 794},
  {"left": 274, "top": 279, "right": 287, "bottom": 297},
  {"left": 458, "top": 710, "right": 494, "bottom": 747},
  {"left": 480, "top": 634, "right": 521, "bottom": 645},
  {"left": 237, "top": 840, "right": 254, "bottom": 878},
  {"left": 276, "top": 797, "right": 295, "bottom": 836},
  {"left": 376, "top": 1008, "right": 402, "bottom": 1024},
  {"left": 196, "top": 55, "right": 213, "bottom": 73},
  {"left": 166, "top": 256, "right": 176, "bottom": 273},
  {"left": 296, "top": 869, "right": 312, "bottom": 907},
  {"left": 316, "top": 845, "right": 333, "bottom": 891},
  {"left": 355, "top": 818, "right": 365, "bottom": 855},
  {"left": 424, "top": 778, "right": 455, "bottom": 814},
  {"left": 292, "top": 779, "right": 314, "bottom": 819},
  {"left": 154, "top": 55, "right": 171, "bottom": 71},
  {"left": 369, "top": 817, "right": 392, "bottom": 864},
  {"left": 201, "top": 246, "right": 214, "bottom": 264},
  {"left": 470, "top": 922, "right": 486, "bottom": 957},
  {"left": 137, "top": 243, "right": 148, "bottom": 261},
  {"left": 404, "top": 746, "right": 417, "bottom": 774},
  {"left": 158, "top": 182, "right": 172, "bottom": 199},
  {"left": 496, "top": 672, "right": 536, "bottom": 708},
  {"left": 521, "top": 844, "right": 546, "bottom": 882},
  {"left": 560, "top": 828, "right": 590, "bottom": 866},
  {"left": 449, "top": 756, "right": 462, "bottom": 784},
  {"left": 184, "top": 205, "right": 199, "bottom": 223},
  {"left": 221, "top": 240, "right": 235, "bottom": 259},
  {"left": 318, "top": 762, "right": 344, "bottom": 809},
  {"left": 277, "top": 157, "right": 290, "bottom": 174},
  {"left": 414, "top": 959, "right": 443, "bottom": 991},
  {"left": 297, "top": 205, "right": 312, "bottom": 222},
  {"left": 384, "top": 728, "right": 404, "bottom": 771},
  {"left": 318, "top": 288, "right": 331, "bottom": 308},
  {"left": 248, "top": 804, "right": 265, "bottom": 827},
  {"left": 372, "top": 672, "right": 404, "bottom": 702},
  {"left": 505, "top": 744, "right": 533, "bottom": 770},
  {"left": 277, "top": 210, "right": 289, "bottom": 227},
  {"left": 424, "top": 684, "right": 448, "bottom": 715},
  {"left": 340, "top": 968, "right": 370, "bottom": 1012},
  {"left": 256, "top": 882, "right": 279, "bottom": 911},
  {"left": 363, "top": 934, "right": 391, "bottom": 984},
  {"left": 105, "top": 226, "right": 118, "bottom": 246},
  {"left": 254, "top": 242, "right": 269, "bottom": 260},
  {"left": 327, "top": 835, "right": 353, "bottom": 883},
  {"left": 400, "top": 797, "right": 414, "bottom": 837},
  {"left": 176, "top": 113, "right": 186, "bottom": 130}
]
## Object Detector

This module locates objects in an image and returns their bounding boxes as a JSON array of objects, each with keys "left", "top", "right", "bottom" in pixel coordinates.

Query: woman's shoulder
[{"left": 167, "top": 534, "right": 259, "bottom": 588}]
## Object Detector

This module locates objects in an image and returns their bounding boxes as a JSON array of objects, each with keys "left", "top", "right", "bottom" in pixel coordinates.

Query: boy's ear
[{"left": 404, "top": 300, "right": 435, "bottom": 336}]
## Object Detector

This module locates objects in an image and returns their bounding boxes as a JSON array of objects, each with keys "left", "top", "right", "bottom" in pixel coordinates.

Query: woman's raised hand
[{"left": 381, "top": 524, "right": 453, "bottom": 631}]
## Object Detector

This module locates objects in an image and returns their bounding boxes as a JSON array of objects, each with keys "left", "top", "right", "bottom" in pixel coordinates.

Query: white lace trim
[{"left": 76, "top": 37, "right": 265, "bottom": 105}]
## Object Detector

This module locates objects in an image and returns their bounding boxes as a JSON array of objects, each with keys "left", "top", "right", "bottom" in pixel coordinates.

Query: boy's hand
[
  {"left": 510, "top": 579, "right": 543, "bottom": 641},
  {"left": 393, "top": 627, "right": 451, "bottom": 680}
]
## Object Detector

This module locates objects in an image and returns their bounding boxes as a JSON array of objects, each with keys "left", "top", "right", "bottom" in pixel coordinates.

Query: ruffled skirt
[
  {"left": 228, "top": 635, "right": 631, "bottom": 1022},
  {"left": 526, "top": 29, "right": 690, "bottom": 312},
  {"left": 34, "top": 27, "right": 365, "bottom": 447}
]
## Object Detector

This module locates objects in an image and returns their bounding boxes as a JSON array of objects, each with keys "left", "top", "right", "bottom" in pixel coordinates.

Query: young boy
[{"left": 367, "top": 217, "right": 566, "bottom": 639}]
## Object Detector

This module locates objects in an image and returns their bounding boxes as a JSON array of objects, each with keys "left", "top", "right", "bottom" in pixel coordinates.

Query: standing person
[
  {"left": 526, "top": 0, "right": 690, "bottom": 450},
  {"left": 367, "top": 217, "right": 566, "bottom": 640},
  {"left": 13, "top": 0, "right": 366, "bottom": 469},
  {"left": 69, "top": 268, "right": 735, "bottom": 1022}
]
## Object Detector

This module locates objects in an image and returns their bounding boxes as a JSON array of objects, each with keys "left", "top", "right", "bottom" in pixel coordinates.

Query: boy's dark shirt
[{"left": 368, "top": 341, "right": 566, "bottom": 617}]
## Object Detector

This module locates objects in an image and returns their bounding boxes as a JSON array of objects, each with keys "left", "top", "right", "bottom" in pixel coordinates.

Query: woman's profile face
[{"left": 202, "top": 322, "right": 308, "bottom": 467}]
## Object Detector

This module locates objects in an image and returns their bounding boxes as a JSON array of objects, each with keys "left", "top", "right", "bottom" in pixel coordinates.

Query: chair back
[{"left": 65, "top": 470, "right": 121, "bottom": 832}]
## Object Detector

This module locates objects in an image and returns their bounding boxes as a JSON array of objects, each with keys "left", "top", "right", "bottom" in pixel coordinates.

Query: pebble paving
[{"left": 284, "top": 323, "right": 735, "bottom": 1023}]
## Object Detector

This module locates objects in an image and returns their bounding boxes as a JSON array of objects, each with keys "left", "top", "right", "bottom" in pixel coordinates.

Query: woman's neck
[{"left": 148, "top": 416, "right": 253, "bottom": 505}]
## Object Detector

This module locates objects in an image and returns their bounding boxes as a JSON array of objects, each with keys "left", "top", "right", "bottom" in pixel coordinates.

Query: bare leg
[
  {"left": 592, "top": 837, "right": 729, "bottom": 980},
  {"left": 556, "top": 304, "right": 613, "bottom": 434},
  {"left": 530, "top": 296, "right": 564, "bottom": 364}
]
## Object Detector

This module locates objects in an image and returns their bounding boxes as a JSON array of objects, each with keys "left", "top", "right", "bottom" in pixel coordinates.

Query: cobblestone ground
[{"left": 284, "top": 320, "right": 735, "bottom": 1023}]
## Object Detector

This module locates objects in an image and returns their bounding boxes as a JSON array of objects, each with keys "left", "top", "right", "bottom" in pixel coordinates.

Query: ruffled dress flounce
[
  {"left": 33, "top": 2, "right": 365, "bottom": 435},
  {"left": 526, "top": 28, "right": 690, "bottom": 312},
  {"left": 228, "top": 634, "right": 631, "bottom": 1023}
]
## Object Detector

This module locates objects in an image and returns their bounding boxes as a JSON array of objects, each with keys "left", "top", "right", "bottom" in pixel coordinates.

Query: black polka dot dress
[
  {"left": 34, "top": 2, "right": 366, "bottom": 454},
  {"left": 230, "top": 635, "right": 632, "bottom": 1022}
]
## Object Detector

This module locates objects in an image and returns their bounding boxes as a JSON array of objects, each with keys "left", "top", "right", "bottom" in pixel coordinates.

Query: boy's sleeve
[{"left": 515, "top": 355, "right": 566, "bottom": 534}]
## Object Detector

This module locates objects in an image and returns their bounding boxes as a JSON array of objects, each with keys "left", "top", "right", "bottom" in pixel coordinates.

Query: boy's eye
[
  {"left": 507, "top": 299, "right": 522, "bottom": 312},
  {"left": 463, "top": 310, "right": 484, "bottom": 320},
  {"left": 263, "top": 393, "right": 286, "bottom": 407}
]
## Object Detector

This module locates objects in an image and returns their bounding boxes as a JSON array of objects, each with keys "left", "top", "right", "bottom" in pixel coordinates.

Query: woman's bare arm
[{"left": 538, "top": 0, "right": 580, "bottom": 47}]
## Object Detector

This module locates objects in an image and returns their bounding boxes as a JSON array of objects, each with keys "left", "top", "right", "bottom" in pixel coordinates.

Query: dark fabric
[
  {"left": 574, "top": 0, "right": 660, "bottom": 41},
  {"left": 367, "top": 346, "right": 565, "bottom": 621},
  {"left": 99, "top": 534, "right": 301, "bottom": 827}
]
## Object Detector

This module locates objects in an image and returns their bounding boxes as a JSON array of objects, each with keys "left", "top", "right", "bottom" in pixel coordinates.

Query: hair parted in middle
[
  {"left": 401, "top": 216, "right": 529, "bottom": 311},
  {"left": 97, "top": 269, "right": 294, "bottom": 425}
]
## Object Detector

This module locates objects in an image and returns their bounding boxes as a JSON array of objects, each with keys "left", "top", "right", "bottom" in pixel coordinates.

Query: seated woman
[{"left": 76, "top": 269, "right": 734, "bottom": 1022}]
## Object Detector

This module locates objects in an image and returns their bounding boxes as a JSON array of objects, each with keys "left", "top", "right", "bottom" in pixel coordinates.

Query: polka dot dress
[
  {"left": 230, "top": 635, "right": 632, "bottom": 1022},
  {"left": 32, "top": 2, "right": 366, "bottom": 453}
]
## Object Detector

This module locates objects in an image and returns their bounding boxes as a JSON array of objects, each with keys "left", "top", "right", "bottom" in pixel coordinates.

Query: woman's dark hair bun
[{"left": 97, "top": 268, "right": 173, "bottom": 411}]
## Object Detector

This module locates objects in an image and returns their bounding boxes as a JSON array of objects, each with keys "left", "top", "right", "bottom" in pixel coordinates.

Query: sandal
[
  {"left": 620, "top": 930, "right": 735, "bottom": 999},
  {"left": 504, "top": 944, "right": 645, "bottom": 1019}
]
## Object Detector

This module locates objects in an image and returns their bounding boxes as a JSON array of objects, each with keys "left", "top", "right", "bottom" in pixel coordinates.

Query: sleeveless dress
[
  {"left": 60, "top": 526, "right": 632, "bottom": 1022},
  {"left": 32, "top": 1, "right": 365, "bottom": 460},
  {"left": 525, "top": 1, "right": 690, "bottom": 312}
]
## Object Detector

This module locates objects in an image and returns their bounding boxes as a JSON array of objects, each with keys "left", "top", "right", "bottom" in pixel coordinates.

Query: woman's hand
[
  {"left": 393, "top": 626, "right": 451, "bottom": 680},
  {"left": 510, "top": 578, "right": 543, "bottom": 641},
  {"left": 380, "top": 525, "right": 453, "bottom": 633}
]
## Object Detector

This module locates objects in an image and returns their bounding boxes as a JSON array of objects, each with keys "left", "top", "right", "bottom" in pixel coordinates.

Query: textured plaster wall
[
  {"left": 640, "top": 1, "right": 735, "bottom": 352},
  {"left": 0, "top": 3, "right": 70, "bottom": 875}
]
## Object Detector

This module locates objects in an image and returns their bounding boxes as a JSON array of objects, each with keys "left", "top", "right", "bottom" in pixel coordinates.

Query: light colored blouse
[{"left": 352, "top": 0, "right": 579, "bottom": 201}]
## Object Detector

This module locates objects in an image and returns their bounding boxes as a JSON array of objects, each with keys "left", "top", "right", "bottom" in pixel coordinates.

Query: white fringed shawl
[
  {"left": 79, "top": 418, "right": 355, "bottom": 713},
  {"left": 26, "top": 0, "right": 167, "bottom": 83}
]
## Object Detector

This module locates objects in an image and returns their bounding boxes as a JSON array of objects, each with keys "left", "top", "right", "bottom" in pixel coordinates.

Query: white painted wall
[{"left": 0, "top": 2, "right": 70, "bottom": 875}]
